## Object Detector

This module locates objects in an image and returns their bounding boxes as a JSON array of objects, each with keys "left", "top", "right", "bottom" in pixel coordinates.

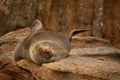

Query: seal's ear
[{"left": 31, "top": 19, "right": 43, "bottom": 33}]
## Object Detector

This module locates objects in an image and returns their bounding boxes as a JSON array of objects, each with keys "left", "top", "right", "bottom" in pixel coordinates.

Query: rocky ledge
[{"left": 0, "top": 28, "right": 120, "bottom": 80}]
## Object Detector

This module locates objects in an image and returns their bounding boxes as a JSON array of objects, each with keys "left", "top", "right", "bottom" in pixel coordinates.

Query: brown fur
[
  {"left": 14, "top": 20, "right": 70, "bottom": 64},
  {"left": 14, "top": 19, "right": 88, "bottom": 64}
]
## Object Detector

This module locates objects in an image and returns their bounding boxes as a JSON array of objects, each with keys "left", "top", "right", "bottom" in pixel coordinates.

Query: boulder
[
  {"left": 17, "top": 54, "right": 120, "bottom": 80},
  {"left": 0, "top": 28, "right": 120, "bottom": 80}
]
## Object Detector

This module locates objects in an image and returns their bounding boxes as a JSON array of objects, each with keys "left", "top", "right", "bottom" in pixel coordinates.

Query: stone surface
[
  {"left": 43, "top": 56, "right": 120, "bottom": 80},
  {"left": 0, "top": 72, "right": 12, "bottom": 80},
  {"left": 0, "top": 28, "right": 30, "bottom": 54},
  {"left": 0, "top": 0, "right": 120, "bottom": 49},
  {"left": 70, "top": 47, "right": 120, "bottom": 56},
  {"left": 0, "top": 27, "right": 120, "bottom": 80},
  {"left": 16, "top": 35, "right": 120, "bottom": 80},
  {"left": 17, "top": 54, "right": 120, "bottom": 80},
  {"left": 0, "top": 60, "right": 34, "bottom": 80},
  {"left": 71, "top": 36, "right": 112, "bottom": 48},
  {"left": 0, "top": 0, "right": 93, "bottom": 36},
  {"left": 104, "top": 0, "right": 120, "bottom": 49}
]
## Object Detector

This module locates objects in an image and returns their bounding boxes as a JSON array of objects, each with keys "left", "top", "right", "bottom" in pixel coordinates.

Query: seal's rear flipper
[
  {"left": 68, "top": 29, "right": 89, "bottom": 42},
  {"left": 31, "top": 19, "right": 43, "bottom": 34}
]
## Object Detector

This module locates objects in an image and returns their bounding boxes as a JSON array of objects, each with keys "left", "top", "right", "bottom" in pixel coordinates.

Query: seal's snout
[
  {"left": 40, "top": 51, "right": 53, "bottom": 59},
  {"left": 38, "top": 44, "right": 53, "bottom": 59}
]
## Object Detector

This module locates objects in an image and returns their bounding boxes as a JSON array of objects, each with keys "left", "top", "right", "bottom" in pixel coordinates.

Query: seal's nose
[
  {"left": 39, "top": 44, "right": 53, "bottom": 59},
  {"left": 41, "top": 51, "right": 53, "bottom": 59}
]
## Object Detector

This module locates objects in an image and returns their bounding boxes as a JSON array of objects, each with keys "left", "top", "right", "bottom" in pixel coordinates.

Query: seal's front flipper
[
  {"left": 14, "top": 44, "right": 24, "bottom": 62},
  {"left": 31, "top": 19, "right": 43, "bottom": 35}
]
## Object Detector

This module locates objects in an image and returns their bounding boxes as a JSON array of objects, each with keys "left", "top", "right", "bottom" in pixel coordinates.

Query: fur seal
[{"left": 14, "top": 19, "right": 88, "bottom": 64}]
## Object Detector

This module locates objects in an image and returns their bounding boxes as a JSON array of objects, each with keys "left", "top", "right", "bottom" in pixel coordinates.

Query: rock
[
  {"left": 17, "top": 53, "right": 120, "bottom": 80},
  {"left": 0, "top": 28, "right": 30, "bottom": 54},
  {"left": 0, "top": 28, "right": 30, "bottom": 44},
  {"left": 0, "top": 52, "right": 14, "bottom": 62},
  {"left": 0, "top": 73, "right": 12, "bottom": 80},
  {"left": 17, "top": 59, "right": 41, "bottom": 80},
  {"left": 71, "top": 36, "right": 112, "bottom": 48},
  {"left": 0, "top": 0, "right": 37, "bottom": 36},
  {"left": 0, "top": 60, "right": 34, "bottom": 80},
  {"left": 69, "top": 47, "right": 120, "bottom": 56}
]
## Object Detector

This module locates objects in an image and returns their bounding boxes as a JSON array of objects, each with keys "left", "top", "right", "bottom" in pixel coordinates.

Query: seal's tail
[{"left": 68, "top": 29, "right": 89, "bottom": 42}]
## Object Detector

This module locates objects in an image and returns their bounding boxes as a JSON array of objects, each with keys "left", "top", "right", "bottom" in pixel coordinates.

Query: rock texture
[
  {"left": 0, "top": 0, "right": 93, "bottom": 36},
  {"left": 0, "top": 60, "right": 34, "bottom": 80},
  {"left": 71, "top": 36, "right": 112, "bottom": 48},
  {"left": 0, "top": 0, "right": 37, "bottom": 36},
  {"left": 0, "top": 28, "right": 120, "bottom": 80},
  {"left": 17, "top": 53, "right": 120, "bottom": 80},
  {"left": 0, "top": 0, "right": 120, "bottom": 49},
  {"left": 104, "top": 0, "right": 120, "bottom": 49},
  {"left": 0, "top": 28, "right": 30, "bottom": 54}
]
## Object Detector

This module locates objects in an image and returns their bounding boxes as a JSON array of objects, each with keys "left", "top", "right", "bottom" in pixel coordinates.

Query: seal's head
[
  {"left": 37, "top": 43, "right": 54, "bottom": 59},
  {"left": 29, "top": 39, "right": 69, "bottom": 64},
  {"left": 29, "top": 42, "right": 56, "bottom": 64}
]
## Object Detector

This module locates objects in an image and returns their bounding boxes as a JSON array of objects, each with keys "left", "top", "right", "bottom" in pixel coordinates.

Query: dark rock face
[
  {"left": 0, "top": 0, "right": 38, "bottom": 35},
  {"left": 0, "top": 60, "right": 34, "bottom": 80},
  {"left": 0, "top": 0, "right": 93, "bottom": 36},
  {"left": 104, "top": 0, "right": 120, "bottom": 49}
]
